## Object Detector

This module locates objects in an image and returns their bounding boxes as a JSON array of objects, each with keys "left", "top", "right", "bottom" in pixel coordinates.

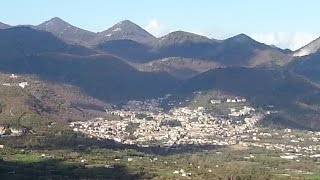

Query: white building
[
  {"left": 19, "top": 82, "right": 29, "bottom": 88},
  {"left": 9, "top": 74, "right": 18, "bottom": 78}
]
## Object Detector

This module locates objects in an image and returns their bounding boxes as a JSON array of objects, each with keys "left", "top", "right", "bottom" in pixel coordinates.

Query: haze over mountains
[
  {"left": 293, "top": 37, "right": 320, "bottom": 57},
  {"left": 1, "top": 17, "right": 320, "bottom": 130}
]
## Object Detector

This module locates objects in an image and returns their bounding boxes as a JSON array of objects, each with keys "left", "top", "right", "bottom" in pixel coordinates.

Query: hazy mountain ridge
[
  {"left": 134, "top": 57, "right": 221, "bottom": 79},
  {"left": 0, "top": 22, "right": 11, "bottom": 29},
  {"left": 180, "top": 67, "right": 320, "bottom": 130},
  {"left": 288, "top": 36, "right": 320, "bottom": 86},
  {"left": 92, "top": 20, "right": 157, "bottom": 46},
  {"left": 36, "top": 17, "right": 97, "bottom": 45},
  {"left": 2, "top": 18, "right": 294, "bottom": 67},
  {"left": 95, "top": 29, "right": 290, "bottom": 67},
  {"left": 293, "top": 37, "right": 320, "bottom": 57},
  {"left": 155, "top": 31, "right": 215, "bottom": 47},
  {"left": 0, "top": 26, "right": 96, "bottom": 59},
  {"left": 0, "top": 27, "right": 178, "bottom": 101},
  {"left": 288, "top": 51, "right": 320, "bottom": 85}
]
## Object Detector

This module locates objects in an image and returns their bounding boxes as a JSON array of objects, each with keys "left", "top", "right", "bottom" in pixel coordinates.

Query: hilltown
[{"left": 70, "top": 97, "right": 320, "bottom": 156}]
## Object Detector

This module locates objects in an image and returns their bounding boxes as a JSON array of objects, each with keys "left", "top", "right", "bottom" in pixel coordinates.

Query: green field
[{"left": 1, "top": 130, "right": 319, "bottom": 179}]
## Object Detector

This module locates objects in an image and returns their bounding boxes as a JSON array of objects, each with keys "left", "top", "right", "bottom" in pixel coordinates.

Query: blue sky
[{"left": 1, "top": 0, "right": 319, "bottom": 50}]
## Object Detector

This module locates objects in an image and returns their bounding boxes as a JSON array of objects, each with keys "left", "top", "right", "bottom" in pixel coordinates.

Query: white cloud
[
  {"left": 250, "top": 32, "right": 318, "bottom": 50},
  {"left": 145, "top": 19, "right": 170, "bottom": 38}
]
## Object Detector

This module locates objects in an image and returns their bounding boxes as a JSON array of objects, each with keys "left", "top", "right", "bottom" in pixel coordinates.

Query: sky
[{"left": 0, "top": 0, "right": 319, "bottom": 50}]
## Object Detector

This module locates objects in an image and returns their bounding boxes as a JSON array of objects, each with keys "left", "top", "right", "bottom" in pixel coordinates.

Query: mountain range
[
  {"left": 0, "top": 17, "right": 293, "bottom": 66},
  {"left": 0, "top": 26, "right": 177, "bottom": 101},
  {"left": 1, "top": 17, "right": 320, "bottom": 130}
]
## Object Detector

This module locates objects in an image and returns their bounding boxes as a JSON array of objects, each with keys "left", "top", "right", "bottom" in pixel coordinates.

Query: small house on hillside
[{"left": 210, "top": 99, "right": 221, "bottom": 105}]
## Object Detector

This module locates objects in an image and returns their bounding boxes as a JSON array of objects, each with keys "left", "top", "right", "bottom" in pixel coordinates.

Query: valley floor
[{"left": 0, "top": 144, "right": 320, "bottom": 179}]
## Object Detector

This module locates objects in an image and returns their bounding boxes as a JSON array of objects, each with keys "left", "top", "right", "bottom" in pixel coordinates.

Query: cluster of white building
[
  {"left": 69, "top": 93, "right": 320, "bottom": 157},
  {"left": 226, "top": 98, "right": 246, "bottom": 103},
  {"left": 1, "top": 74, "right": 29, "bottom": 89},
  {"left": 3, "top": 82, "right": 29, "bottom": 89},
  {"left": 209, "top": 97, "right": 246, "bottom": 105},
  {"left": 229, "top": 106, "right": 255, "bottom": 117},
  {"left": 70, "top": 104, "right": 264, "bottom": 147}
]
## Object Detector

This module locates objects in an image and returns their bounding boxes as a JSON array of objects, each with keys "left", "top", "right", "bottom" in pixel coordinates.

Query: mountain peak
[
  {"left": 164, "top": 30, "right": 205, "bottom": 36},
  {"left": 47, "top": 17, "right": 68, "bottom": 24},
  {"left": 36, "top": 17, "right": 96, "bottom": 45},
  {"left": 293, "top": 37, "right": 320, "bottom": 57},
  {"left": 0, "top": 22, "right": 11, "bottom": 29},
  {"left": 95, "top": 20, "right": 156, "bottom": 44},
  {"left": 49, "top": 17, "right": 64, "bottom": 21},
  {"left": 165, "top": 31, "right": 196, "bottom": 36},
  {"left": 228, "top": 33, "right": 255, "bottom": 43},
  {"left": 116, "top": 19, "right": 135, "bottom": 26},
  {"left": 107, "top": 19, "right": 143, "bottom": 33},
  {"left": 37, "top": 17, "right": 71, "bottom": 29},
  {"left": 158, "top": 31, "right": 214, "bottom": 45}
]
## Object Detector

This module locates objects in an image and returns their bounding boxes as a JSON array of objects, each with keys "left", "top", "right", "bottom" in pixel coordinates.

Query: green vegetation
[
  {"left": 135, "top": 113, "right": 147, "bottom": 119},
  {"left": 5, "top": 154, "right": 43, "bottom": 163},
  {"left": 304, "top": 174, "right": 320, "bottom": 179},
  {"left": 160, "top": 119, "right": 182, "bottom": 127},
  {"left": 125, "top": 122, "right": 140, "bottom": 134},
  {"left": 188, "top": 91, "right": 249, "bottom": 115},
  {"left": 1, "top": 131, "right": 319, "bottom": 179}
]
